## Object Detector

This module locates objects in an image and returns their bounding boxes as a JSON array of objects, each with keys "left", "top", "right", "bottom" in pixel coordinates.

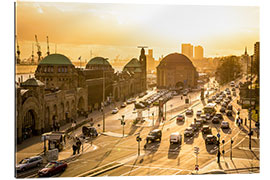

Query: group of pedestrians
[{"left": 52, "top": 123, "right": 60, "bottom": 131}]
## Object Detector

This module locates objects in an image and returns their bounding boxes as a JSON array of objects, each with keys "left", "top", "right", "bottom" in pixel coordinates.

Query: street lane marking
[{"left": 120, "top": 167, "right": 141, "bottom": 176}]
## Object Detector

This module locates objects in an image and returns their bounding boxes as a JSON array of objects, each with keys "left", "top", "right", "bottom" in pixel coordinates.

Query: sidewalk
[{"left": 15, "top": 101, "right": 122, "bottom": 164}]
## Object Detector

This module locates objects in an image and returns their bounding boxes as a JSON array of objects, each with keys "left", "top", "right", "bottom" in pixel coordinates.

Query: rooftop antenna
[
  {"left": 16, "top": 35, "right": 21, "bottom": 64},
  {"left": 35, "top": 35, "right": 42, "bottom": 62},
  {"left": 46, "top": 36, "right": 50, "bottom": 56}
]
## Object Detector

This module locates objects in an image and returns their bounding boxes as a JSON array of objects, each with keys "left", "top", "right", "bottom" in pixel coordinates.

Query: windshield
[
  {"left": 45, "top": 163, "right": 56, "bottom": 168},
  {"left": 20, "top": 159, "right": 29, "bottom": 164}
]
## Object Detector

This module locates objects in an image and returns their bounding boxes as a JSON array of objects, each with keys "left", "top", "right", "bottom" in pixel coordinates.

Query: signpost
[
  {"left": 121, "top": 115, "right": 125, "bottom": 137},
  {"left": 194, "top": 147, "right": 199, "bottom": 174},
  {"left": 217, "top": 133, "right": 221, "bottom": 163},
  {"left": 136, "top": 135, "right": 142, "bottom": 156}
]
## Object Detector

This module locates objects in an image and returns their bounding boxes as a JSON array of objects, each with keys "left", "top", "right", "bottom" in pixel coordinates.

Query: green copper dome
[
  {"left": 20, "top": 78, "right": 44, "bottom": 87},
  {"left": 39, "top": 54, "right": 73, "bottom": 65},
  {"left": 87, "top": 57, "right": 110, "bottom": 65},
  {"left": 124, "top": 58, "right": 141, "bottom": 68}
]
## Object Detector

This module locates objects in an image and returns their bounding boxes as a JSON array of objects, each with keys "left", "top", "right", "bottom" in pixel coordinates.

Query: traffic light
[{"left": 222, "top": 140, "right": 225, "bottom": 144}]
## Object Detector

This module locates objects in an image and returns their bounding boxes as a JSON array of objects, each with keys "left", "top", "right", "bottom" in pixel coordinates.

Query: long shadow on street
[{"left": 167, "top": 143, "right": 181, "bottom": 159}]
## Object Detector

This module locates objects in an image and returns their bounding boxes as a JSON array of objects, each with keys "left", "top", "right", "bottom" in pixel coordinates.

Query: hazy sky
[{"left": 16, "top": 1, "right": 259, "bottom": 61}]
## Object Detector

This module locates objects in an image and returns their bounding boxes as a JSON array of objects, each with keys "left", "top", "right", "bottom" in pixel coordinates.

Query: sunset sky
[{"left": 16, "top": 1, "right": 260, "bottom": 62}]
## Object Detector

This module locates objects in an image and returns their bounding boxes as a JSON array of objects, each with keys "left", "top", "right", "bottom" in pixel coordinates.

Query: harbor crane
[
  {"left": 16, "top": 35, "right": 21, "bottom": 64},
  {"left": 47, "top": 36, "right": 50, "bottom": 55},
  {"left": 31, "top": 43, "right": 34, "bottom": 64},
  {"left": 35, "top": 35, "right": 42, "bottom": 62}
]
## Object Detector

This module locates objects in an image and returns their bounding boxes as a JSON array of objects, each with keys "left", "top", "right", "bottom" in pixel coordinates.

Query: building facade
[
  {"left": 181, "top": 43, "right": 193, "bottom": 60},
  {"left": 157, "top": 53, "right": 198, "bottom": 89},
  {"left": 194, "top": 45, "right": 204, "bottom": 60}
]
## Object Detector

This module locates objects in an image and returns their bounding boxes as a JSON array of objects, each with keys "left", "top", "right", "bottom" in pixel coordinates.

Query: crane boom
[
  {"left": 35, "top": 35, "right": 42, "bottom": 62},
  {"left": 46, "top": 36, "right": 50, "bottom": 55}
]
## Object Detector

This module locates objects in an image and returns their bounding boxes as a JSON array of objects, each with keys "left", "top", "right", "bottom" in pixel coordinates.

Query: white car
[
  {"left": 196, "top": 110, "right": 202, "bottom": 117},
  {"left": 221, "top": 121, "right": 229, "bottom": 129},
  {"left": 111, "top": 108, "right": 119, "bottom": 114},
  {"left": 170, "top": 132, "right": 182, "bottom": 144},
  {"left": 16, "top": 156, "right": 43, "bottom": 172}
]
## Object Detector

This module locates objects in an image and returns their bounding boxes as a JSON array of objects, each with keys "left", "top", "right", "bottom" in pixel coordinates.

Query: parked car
[
  {"left": 221, "top": 121, "right": 230, "bottom": 129},
  {"left": 111, "top": 107, "right": 119, "bottom": 114},
  {"left": 205, "top": 135, "right": 217, "bottom": 145},
  {"left": 126, "top": 99, "right": 132, "bottom": 104},
  {"left": 215, "top": 99, "right": 221, "bottom": 104},
  {"left": 215, "top": 113, "right": 223, "bottom": 120},
  {"left": 16, "top": 156, "right": 43, "bottom": 172},
  {"left": 200, "top": 114, "right": 207, "bottom": 123},
  {"left": 207, "top": 98, "right": 213, "bottom": 103},
  {"left": 212, "top": 116, "right": 220, "bottom": 124},
  {"left": 195, "top": 119, "right": 203, "bottom": 127},
  {"left": 227, "top": 104, "right": 233, "bottom": 110},
  {"left": 185, "top": 108, "right": 194, "bottom": 115},
  {"left": 184, "top": 127, "right": 194, "bottom": 137},
  {"left": 176, "top": 114, "right": 185, "bottom": 122},
  {"left": 135, "top": 103, "right": 145, "bottom": 109},
  {"left": 220, "top": 107, "right": 226, "bottom": 113},
  {"left": 201, "top": 125, "right": 211, "bottom": 134},
  {"left": 38, "top": 161, "right": 67, "bottom": 177},
  {"left": 146, "top": 129, "right": 162, "bottom": 143},
  {"left": 221, "top": 102, "right": 227, "bottom": 108},
  {"left": 170, "top": 132, "right": 182, "bottom": 144},
  {"left": 82, "top": 126, "right": 98, "bottom": 137},
  {"left": 212, "top": 95, "right": 216, "bottom": 100},
  {"left": 205, "top": 113, "right": 211, "bottom": 120}
]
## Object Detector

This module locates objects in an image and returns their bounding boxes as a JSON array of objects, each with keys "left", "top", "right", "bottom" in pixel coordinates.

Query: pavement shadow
[
  {"left": 251, "top": 150, "right": 260, "bottom": 160},
  {"left": 221, "top": 128, "right": 232, "bottom": 134},
  {"left": 184, "top": 136, "right": 194, "bottom": 144},
  {"left": 128, "top": 125, "right": 139, "bottom": 136},
  {"left": 143, "top": 141, "right": 161, "bottom": 154},
  {"left": 176, "top": 121, "right": 185, "bottom": 126},
  {"left": 205, "top": 144, "right": 218, "bottom": 154},
  {"left": 168, "top": 143, "right": 181, "bottom": 159}
]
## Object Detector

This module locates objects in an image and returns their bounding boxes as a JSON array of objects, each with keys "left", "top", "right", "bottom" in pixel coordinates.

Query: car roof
[
  {"left": 152, "top": 129, "right": 161, "bottom": 132},
  {"left": 206, "top": 134, "right": 214, "bottom": 137},
  {"left": 170, "top": 132, "right": 180, "bottom": 136},
  {"left": 203, "top": 125, "right": 209, "bottom": 128}
]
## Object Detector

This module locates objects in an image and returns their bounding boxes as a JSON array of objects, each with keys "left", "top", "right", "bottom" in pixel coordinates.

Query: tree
[{"left": 215, "top": 56, "right": 242, "bottom": 85}]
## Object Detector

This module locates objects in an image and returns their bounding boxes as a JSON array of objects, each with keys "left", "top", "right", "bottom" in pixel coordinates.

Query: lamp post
[{"left": 152, "top": 112, "right": 154, "bottom": 126}]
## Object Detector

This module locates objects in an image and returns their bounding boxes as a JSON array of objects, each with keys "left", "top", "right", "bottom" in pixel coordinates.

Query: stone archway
[{"left": 22, "top": 109, "right": 37, "bottom": 140}]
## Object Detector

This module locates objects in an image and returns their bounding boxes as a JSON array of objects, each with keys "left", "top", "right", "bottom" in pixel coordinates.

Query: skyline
[{"left": 16, "top": 2, "right": 259, "bottom": 61}]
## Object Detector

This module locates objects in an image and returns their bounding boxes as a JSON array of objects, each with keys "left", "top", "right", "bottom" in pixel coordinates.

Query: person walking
[
  {"left": 245, "top": 118, "right": 247, "bottom": 126},
  {"left": 72, "top": 144, "right": 77, "bottom": 155},
  {"left": 76, "top": 138, "right": 82, "bottom": 154},
  {"left": 57, "top": 123, "right": 60, "bottom": 131}
]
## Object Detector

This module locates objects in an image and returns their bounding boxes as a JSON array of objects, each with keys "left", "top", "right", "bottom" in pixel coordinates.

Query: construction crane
[
  {"left": 35, "top": 35, "right": 42, "bottom": 62},
  {"left": 16, "top": 35, "right": 21, "bottom": 64},
  {"left": 31, "top": 43, "right": 34, "bottom": 64},
  {"left": 46, "top": 36, "right": 50, "bottom": 56}
]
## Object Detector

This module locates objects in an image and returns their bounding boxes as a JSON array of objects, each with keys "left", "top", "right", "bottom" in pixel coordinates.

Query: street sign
[
  {"left": 136, "top": 136, "right": 142, "bottom": 142},
  {"left": 222, "top": 140, "right": 225, "bottom": 144},
  {"left": 217, "top": 133, "right": 220, "bottom": 138}
]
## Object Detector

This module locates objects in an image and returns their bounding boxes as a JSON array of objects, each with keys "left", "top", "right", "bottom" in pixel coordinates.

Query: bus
[{"left": 203, "top": 103, "right": 217, "bottom": 116}]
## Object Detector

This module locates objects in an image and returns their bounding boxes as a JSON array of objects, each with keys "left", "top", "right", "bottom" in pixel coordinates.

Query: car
[
  {"left": 227, "top": 104, "right": 233, "bottom": 110},
  {"left": 200, "top": 114, "right": 207, "bottom": 123},
  {"left": 232, "top": 87, "right": 236, "bottom": 91},
  {"left": 226, "top": 91, "right": 231, "bottom": 95},
  {"left": 82, "top": 126, "right": 98, "bottom": 137},
  {"left": 225, "top": 88, "right": 230, "bottom": 92},
  {"left": 235, "top": 84, "right": 239, "bottom": 88},
  {"left": 201, "top": 125, "right": 211, "bottom": 134},
  {"left": 170, "top": 132, "right": 182, "bottom": 144},
  {"left": 172, "top": 91, "right": 178, "bottom": 96},
  {"left": 212, "top": 96, "right": 216, "bottom": 100},
  {"left": 221, "top": 102, "right": 227, "bottom": 108},
  {"left": 184, "top": 127, "right": 194, "bottom": 137},
  {"left": 176, "top": 114, "right": 185, "bottom": 122},
  {"left": 222, "top": 93, "right": 226, "bottom": 98},
  {"left": 212, "top": 116, "right": 220, "bottom": 124},
  {"left": 230, "top": 81, "right": 235, "bottom": 87},
  {"left": 121, "top": 102, "right": 127, "bottom": 108},
  {"left": 221, "top": 121, "right": 230, "bottom": 129},
  {"left": 190, "top": 122, "right": 199, "bottom": 132},
  {"left": 226, "top": 110, "right": 233, "bottom": 116},
  {"left": 183, "top": 90, "right": 188, "bottom": 96},
  {"left": 233, "top": 91, "right": 237, "bottom": 96},
  {"left": 207, "top": 98, "right": 213, "bottom": 103},
  {"left": 215, "top": 99, "right": 221, "bottom": 104},
  {"left": 146, "top": 129, "right": 162, "bottom": 143},
  {"left": 38, "top": 161, "right": 67, "bottom": 177},
  {"left": 126, "top": 99, "right": 132, "bottom": 104},
  {"left": 220, "top": 107, "right": 226, "bottom": 113},
  {"left": 16, "top": 156, "right": 43, "bottom": 172},
  {"left": 196, "top": 110, "right": 202, "bottom": 117},
  {"left": 227, "top": 95, "right": 232, "bottom": 100},
  {"left": 185, "top": 108, "right": 193, "bottom": 115},
  {"left": 111, "top": 107, "right": 119, "bottom": 114},
  {"left": 135, "top": 102, "right": 145, "bottom": 109},
  {"left": 205, "top": 113, "right": 211, "bottom": 120},
  {"left": 205, "top": 135, "right": 217, "bottom": 145},
  {"left": 215, "top": 113, "right": 223, "bottom": 120},
  {"left": 224, "top": 98, "right": 230, "bottom": 104}
]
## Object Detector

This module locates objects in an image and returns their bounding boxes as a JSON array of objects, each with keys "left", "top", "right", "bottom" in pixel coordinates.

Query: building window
[
  {"left": 58, "top": 67, "right": 61, "bottom": 73},
  {"left": 44, "top": 67, "right": 47, "bottom": 73},
  {"left": 51, "top": 66, "right": 54, "bottom": 73}
]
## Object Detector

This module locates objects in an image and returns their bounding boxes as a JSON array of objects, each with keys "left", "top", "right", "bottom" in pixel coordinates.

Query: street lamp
[{"left": 152, "top": 112, "right": 154, "bottom": 126}]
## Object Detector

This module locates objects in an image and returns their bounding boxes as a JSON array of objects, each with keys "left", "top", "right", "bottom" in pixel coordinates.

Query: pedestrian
[
  {"left": 53, "top": 123, "right": 56, "bottom": 131},
  {"left": 76, "top": 138, "right": 82, "bottom": 154},
  {"left": 194, "top": 118, "right": 196, "bottom": 123},
  {"left": 245, "top": 118, "right": 247, "bottom": 126},
  {"left": 57, "top": 123, "right": 60, "bottom": 131},
  {"left": 72, "top": 144, "right": 77, "bottom": 155}
]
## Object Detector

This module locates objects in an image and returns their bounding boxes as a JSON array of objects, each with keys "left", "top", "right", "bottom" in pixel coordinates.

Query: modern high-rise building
[
  {"left": 194, "top": 45, "right": 204, "bottom": 60},
  {"left": 181, "top": 44, "right": 193, "bottom": 59}
]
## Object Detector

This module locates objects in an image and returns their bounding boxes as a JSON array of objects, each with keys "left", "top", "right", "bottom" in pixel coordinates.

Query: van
[{"left": 170, "top": 132, "right": 182, "bottom": 144}]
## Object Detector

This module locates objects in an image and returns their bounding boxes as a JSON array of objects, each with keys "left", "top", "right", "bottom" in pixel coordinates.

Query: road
[{"left": 19, "top": 77, "right": 260, "bottom": 177}]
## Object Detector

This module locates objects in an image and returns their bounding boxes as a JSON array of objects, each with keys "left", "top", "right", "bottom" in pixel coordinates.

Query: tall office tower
[
  {"left": 254, "top": 42, "right": 260, "bottom": 63},
  {"left": 181, "top": 43, "right": 193, "bottom": 59},
  {"left": 194, "top": 45, "right": 204, "bottom": 60}
]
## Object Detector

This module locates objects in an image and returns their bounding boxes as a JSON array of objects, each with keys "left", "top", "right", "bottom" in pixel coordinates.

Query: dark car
[
  {"left": 212, "top": 116, "right": 220, "bottom": 124},
  {"left": 184, "top": 127, "right": 194, "bottom": 137},
  {"left": 195, "top": 119, "right": 203, "bottom": 127},
  {"left": 200, "top": 114, "right": 207, "bottom": 123},
  {"left": 220, "top": 107, "right": 226, "bottom": 113},
  {"left": 205, "top": 113, "right": 211, "bottom": 120},
  {"left": 185, "top": 108, "right": 193, "bottom": 115},
  {"left": 201, "top": 125, "right": 211, "bottom": 134},
  {"left": 190, "top": 122, "right": 199, "bottom": 132},
  {"left": 82, "top": 126, "right": 98, "bottom": 137},
  {"left": 146, "top": 129, "right": 162, "bottom": 143},
  {"left": 135, "top": 103, "right": 145, "bottom": 109},
  {"left": 207, "top": 98, "right": 213, "bottom": 103},
  {"left": 227, "top": 95, "right": 232, "bottom": 100},
  {"left": 16, "top": 156, "right": 43, "bottom": 172},
  {"left": 227, "top": 104, "right": 233, "bottom": 111},
  {"left": 226, "top": 110, "right": 233, "bottom": 116},
  {"left": 215, "top": 113, "right": 223, "bottom": 120},
  {"left": 38, "top": 161, "right": 67, "bottom": 177},
  {"left": 221, "top": 102, "right": 227, "bottom": 108},
  {"left": 205, "top": 135, "right": 217, "bottom": 145}
]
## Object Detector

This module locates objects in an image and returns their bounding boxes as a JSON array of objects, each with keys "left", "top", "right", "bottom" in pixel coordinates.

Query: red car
[
  {"left": 38, "top": 161, "right": 67, "bottom": 177},
  {"left": 176, "top": 114, "right": 185, "bottom": 122}
]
